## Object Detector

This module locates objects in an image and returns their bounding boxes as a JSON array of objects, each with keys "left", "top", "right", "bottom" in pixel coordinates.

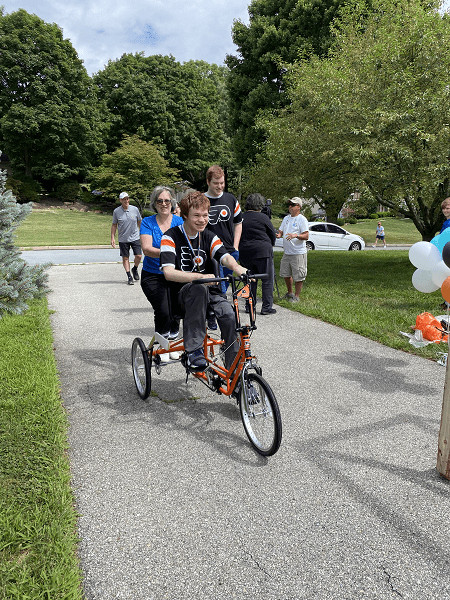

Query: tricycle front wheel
[{"left": 239, "top": 373, "right": 282, "bottom": 456}]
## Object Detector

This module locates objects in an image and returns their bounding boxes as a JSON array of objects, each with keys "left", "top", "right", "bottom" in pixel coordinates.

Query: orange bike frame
[{"left": 150, "top": 279, "right": 258, "bottom": 396}]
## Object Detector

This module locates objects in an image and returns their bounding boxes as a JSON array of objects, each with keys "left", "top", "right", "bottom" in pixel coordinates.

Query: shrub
[
  {"left": 369, "top": 213, "right": 378, "bottom": 219},
  {"left": 348, "top": 217, "right": 358, "bottom": 224},
  {"left": 0, "top": 168, "right": 48, "bottom": 316},
  {"left": 80, "top": 189, "right": 93, "bottom": 204},
  {"left": 6, "top": 175, "right": 42, "bottom": 203},
  {"left": 335, "top": 218, "right": 345, "bottom": 226},
  {"left": 54, "top": 181, "right": 81, "bottom": 202}
]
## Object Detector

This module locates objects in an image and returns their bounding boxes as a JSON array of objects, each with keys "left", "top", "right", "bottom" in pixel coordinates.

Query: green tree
[
  {"left": 89, "top": 135, "right": 179, "bottom": 214},
  {"left": 250, "top": 0, "right": 450, "bottom": 237},
  {"left": 0, "top": 9, "right": 105, "bottom": 187},
  {"left": 93, "top": 55, "right": 231, "bottom": 185},
  {"left": 0, "top": 166, "right": 48, "bottom": 317},
  {"left": 226, "top": 0, "right": 348, "bottom": 167}
]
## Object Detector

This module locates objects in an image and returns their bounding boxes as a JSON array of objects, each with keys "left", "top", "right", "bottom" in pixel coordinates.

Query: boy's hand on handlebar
[
  {"left": 238, "top": 270, "right": 255, "bottom": 283},
  {"left": 199, "top": 273, "right": 218, "bottom": 286},
  {"left": 234, "top": 266, "right": 248, "bottom": 278}
]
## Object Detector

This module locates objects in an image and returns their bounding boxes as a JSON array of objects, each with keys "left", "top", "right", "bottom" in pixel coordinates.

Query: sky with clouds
[
  {"left": 1, "top": 0, "right": 251, "bottom": 75},
  {"left": 2, "top": 1, "right": 449, "bottom": 76}
]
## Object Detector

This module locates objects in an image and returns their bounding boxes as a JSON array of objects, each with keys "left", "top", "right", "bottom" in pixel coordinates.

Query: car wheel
[
  {"left": 349, "top": 241, "right": 361, "bottom": 251},
  {"left": 306, "top": 241, "right": 314, "bottom": 251}
]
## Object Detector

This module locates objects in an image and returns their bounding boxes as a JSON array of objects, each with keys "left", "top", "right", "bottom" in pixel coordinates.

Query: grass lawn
[
  {"left": 16, "top": 209, "right": 113, "bottom": 247},
  {"left": 344, "top": 217, "right": 423, "bottom": 245},
  {"left": 0, "top": 299, "right": 83, "bottom": 599},
  {"left": 271, "top": 216, "right": 423, "bottom": 245},
  {"left": 18, "top": 210, "right": 424, "bottom": 248},
  {"left": 272, "top": 250, "right": 448, "bottom": 362}
]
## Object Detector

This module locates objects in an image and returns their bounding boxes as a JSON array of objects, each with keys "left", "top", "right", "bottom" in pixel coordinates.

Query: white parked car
[{"left": 275, "top": 223, "right": 365, "bottom": 251}]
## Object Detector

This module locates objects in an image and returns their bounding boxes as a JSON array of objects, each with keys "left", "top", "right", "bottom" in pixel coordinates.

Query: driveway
[{"left": 47, "top": 261, "right": 449, "bottom": 599}]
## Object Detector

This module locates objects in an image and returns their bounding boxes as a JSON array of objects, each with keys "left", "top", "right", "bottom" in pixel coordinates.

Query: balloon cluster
[{"left": 409, "top": 229, "right": 450, "bottom": 302}]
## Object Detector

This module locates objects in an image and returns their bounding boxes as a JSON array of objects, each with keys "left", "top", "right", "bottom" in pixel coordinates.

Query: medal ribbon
[{"left": 180, "top": 224, "right": 202, "bottom": 272}]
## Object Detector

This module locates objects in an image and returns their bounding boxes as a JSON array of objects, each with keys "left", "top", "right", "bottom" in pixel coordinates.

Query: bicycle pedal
[{"left": 154, "top": 332, "right": 170, "bottom": 350}]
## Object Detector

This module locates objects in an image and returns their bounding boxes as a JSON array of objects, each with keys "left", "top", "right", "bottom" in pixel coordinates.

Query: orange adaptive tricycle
[{"left": 131, "top": 274, "right": 282, "bottom": 456}]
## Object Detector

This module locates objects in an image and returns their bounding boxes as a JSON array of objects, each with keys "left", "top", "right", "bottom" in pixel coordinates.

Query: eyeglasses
[
  {"left": 288, "top": 203, "right": 298, "bottom": 207},
  {"left": 156, "top": 199, "right": 171, "bottom": 205}
]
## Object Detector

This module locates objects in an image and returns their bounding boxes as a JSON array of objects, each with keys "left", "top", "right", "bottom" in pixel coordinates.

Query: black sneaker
[
  {"left": 168, "top": 330, "right": 180, "bottom": 340},
  {"left": 127, "top": 276, "right": 134, "bottom": 285},
  {"left": 207, "top": 316, "right": 218, "bottom": 330},
  {"left": 187, "top": 348, "right": 207, "bottom": 371},
  {"left": 261, "top": 308, "right": 277, "bottom": 315},
  {"left": 132, "top": 266, "right": 140, "bottom": 281}
]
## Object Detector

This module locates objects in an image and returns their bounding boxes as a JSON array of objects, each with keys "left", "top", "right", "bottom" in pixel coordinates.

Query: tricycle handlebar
[{"left": 191, "top": 273, "right": 268, "bottom": 285}]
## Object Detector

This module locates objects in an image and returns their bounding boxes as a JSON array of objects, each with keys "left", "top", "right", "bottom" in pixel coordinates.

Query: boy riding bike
[{"left": 160, "top": 191, "right": 247, "bottom": 372}]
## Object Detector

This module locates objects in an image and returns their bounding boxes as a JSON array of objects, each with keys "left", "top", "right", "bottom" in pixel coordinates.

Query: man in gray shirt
[{"left": 111, "top": 192, "right": 142, "bottom": 285}]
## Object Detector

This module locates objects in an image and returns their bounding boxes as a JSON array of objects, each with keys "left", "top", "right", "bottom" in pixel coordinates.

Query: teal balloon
[{"left": 431, "top": 228, "right": 450, "bottom": 254}]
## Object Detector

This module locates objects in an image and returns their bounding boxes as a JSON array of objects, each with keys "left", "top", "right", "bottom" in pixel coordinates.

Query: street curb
[{"left": 20, "top": 245, "right": 111, "bottom": 251}]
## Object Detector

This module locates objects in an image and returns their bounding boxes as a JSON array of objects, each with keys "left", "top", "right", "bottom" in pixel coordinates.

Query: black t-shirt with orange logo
[
  {"left": 205, "top": 191, "right": 242, "bottom": 253},
  {"left": 160, "top": 225, "right": 229, "bottom": 296}
]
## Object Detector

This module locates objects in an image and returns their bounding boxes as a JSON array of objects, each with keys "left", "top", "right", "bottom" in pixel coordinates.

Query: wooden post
[{"left": 437, "top": 352, "right": 450, "bottom": 479}]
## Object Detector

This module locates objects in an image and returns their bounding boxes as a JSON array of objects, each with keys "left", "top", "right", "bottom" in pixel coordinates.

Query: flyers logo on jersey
[
  {"left": 180, "top": 247, "right": 207, "bottom": 271},
  {"left": 209, "top": 205, "right": 231, "bottom": 225}
]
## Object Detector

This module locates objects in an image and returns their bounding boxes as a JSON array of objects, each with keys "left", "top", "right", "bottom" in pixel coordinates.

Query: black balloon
[{"left": 443, "top": 242, "right": 450, "bottom": 268}]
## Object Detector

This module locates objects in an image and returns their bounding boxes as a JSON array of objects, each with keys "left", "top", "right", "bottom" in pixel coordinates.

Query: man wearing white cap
[
  {"left": 276, "top": 197, "right": 309, "bottom": 302},
  {"left": 111, "top": 192, "right": 142, "bottom": 285}
]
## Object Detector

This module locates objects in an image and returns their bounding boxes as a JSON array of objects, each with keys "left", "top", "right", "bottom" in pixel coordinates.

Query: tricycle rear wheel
[{"left": 131, "top": 337, "right": 152, "bottom": 399}]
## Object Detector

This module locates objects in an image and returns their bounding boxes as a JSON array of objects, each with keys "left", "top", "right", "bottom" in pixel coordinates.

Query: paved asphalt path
[
  {"left": 46, "top": 257, "right": 450, "bottom": 600},
  {"left": 21, "top": 246, "right": 120, "bottom": 265}
]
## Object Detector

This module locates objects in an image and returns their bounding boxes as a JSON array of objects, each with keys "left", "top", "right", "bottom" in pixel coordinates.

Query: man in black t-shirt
[
  {"left": 205, "top": 165, "right": 242, "bottom": 254},
  {"left": 161, "top": 191, "right": 247, "bottom": 372},
  {"left": 204, "top": 164, "right": 243, "bottom": 328}
]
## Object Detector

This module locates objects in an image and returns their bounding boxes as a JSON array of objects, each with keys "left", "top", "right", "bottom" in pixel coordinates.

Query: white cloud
[
  {"left": 6, "top": 0, "right": 448, "bottom": 75},
  {"left": 2, "top": 0, "right": 250, "bottom": 74}
]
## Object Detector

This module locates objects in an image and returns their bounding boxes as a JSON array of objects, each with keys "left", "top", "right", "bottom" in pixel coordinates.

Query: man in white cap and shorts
[
  {"left": 111, "top": 192, "right": 142, "bottom": 285},
  {"left": 276, "top": 197, "right": 309, "bottom": 302}
]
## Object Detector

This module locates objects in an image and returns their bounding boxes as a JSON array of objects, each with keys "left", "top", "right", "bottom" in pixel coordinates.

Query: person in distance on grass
[
  {"left": 374, "top": 221, "right": 386, "bottom": 248},
  {"left": 261, "top": 197, "right": 272, "bottom": 219},
  {"left": 438, "top": 198, "right": 450, "bottom": 311},
  {"left": 111, "top": 192, "right": 142, "bottom": 285},
  {"left": 440, "top": 197, "right": 450, "bottom": 233},
  {"left": 276, "top": 197, "right": 309, "bottom": 303},
  {"left": 160, "top": 191, "right": 247, "bottom": 372}
]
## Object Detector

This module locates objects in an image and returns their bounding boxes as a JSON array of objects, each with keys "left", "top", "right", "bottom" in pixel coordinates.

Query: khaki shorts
[{"left": 280, "top": 253, "right": 307, "bottom": 281}]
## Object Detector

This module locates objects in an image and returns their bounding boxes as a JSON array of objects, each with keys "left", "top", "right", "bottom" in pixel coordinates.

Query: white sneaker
[
  {"left": 169, "top": 351, "right": 181, "bottom": 360},
  {"left": 160, "top": 353, "right": 170, "bottom": 363}
]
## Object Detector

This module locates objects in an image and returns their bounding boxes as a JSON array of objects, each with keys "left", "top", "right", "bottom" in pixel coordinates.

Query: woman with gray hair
[
  {"left": 140, "top": 186, "right": 184, "bottom": 359},
  {"left": 239, "top": 193, "right": 277, "bottom": 315}
]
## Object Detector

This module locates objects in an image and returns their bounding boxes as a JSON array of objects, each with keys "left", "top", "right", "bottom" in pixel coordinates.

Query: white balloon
[
  {"left": 431, "top": 260, "right": 450, "bottom": 287},
  {"left": 412, "top": 269, "right": 440, "bottom": 293},
  {"left": 409, "top": 241, "right": 441, "bottom": 270}
]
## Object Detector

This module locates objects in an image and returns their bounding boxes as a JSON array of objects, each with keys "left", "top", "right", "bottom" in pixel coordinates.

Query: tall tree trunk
[{"left": 24, "top": 147, "right": 31, "bottom": 178}]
